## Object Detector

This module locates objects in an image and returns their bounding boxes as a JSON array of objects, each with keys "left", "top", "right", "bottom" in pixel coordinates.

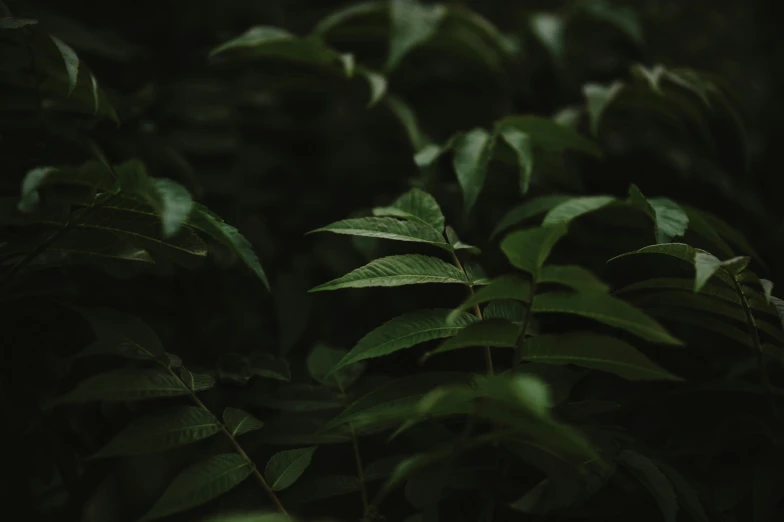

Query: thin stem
[
  {"left": 163, "top": 364, "right": 288, "bottom": 514},
  {"left": 340, "top": 386, "right": 369, "bottom": 514},
  {"left": 732, "top": 275, "right": 779, "bottom": 418},
  {"left": 512, "top": 300, "right": 533, "bottom": 372},
  {"left": 450, "top": 251, "right": 494, "bottom": 375}
]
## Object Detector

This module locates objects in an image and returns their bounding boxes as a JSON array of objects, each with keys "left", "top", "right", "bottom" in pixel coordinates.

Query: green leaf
[
  {"left": 73, "top": 306, "right": 164, "bottom": 359},
  {"left": 55, "top": 370, "right": 190, "bottom": 404},
  {"left": 498, "top": 125, "right": 534, "bottom": 195},
  {"left": 532, "top": 292, "right": 682, "bottom": 345},
  {"left": 619, "top": 450, "right": 678, "bottom": 522},
  {"left": 500, "top": 224, "right": 568, "bottom": 277},
  {"left": 579, "top": 0, "right": 643, "bottom": 43},
  {"left": 50, "top": 36, "right": 79, "bottom": 95},
  {"left": 649, "top": 198, "right": 689, "bottom": 244},
  {"left": 359, "top": 68, "right": 387, "bottom": 106},
  {"left": 496, "top": 115, "right": 602, "bottom": 157},
  {"left": 542, "top": 196, "right": 616, "bottom": 226},
  {"left": 445, "top": 226, "right": 480, "bottom": 253},
  {"left": 91, "top": 406, "right": 220, "bottom": 458},
  {"left": 448, "top": 275, "right": 531, "bottom": 324},
  {"left": 333, "top": 309, "right": 478, "bottom": 371},
  {"left": 387, "top": 0, "right": 446, "bottom": 71},
  {"left": 309, "top": 254, "right": 468, "bottom": 291},
  {"left": 139, "top": 454, "right": 253, "bottom": 521},
  {"left": 610, "top": 243, "right": 736, "bottom": 287},
  {"left": 372, "top": 188, "right": 445, "bottom": 232},
  {"left": 18, "top": 167, "right": 56, "bottom": 213},
  {"left": 115, "top": 160, "right": 194, "bottom": 238},
  {"left": 491, "top": 194, "right": 572, "bottom": 238},
  {"left": 307, "top": 344, "right": 365, "bottom": 390},
  {"left": 522, "top": 333, "right": 682, "bottom": 381},
  {"left": 538, "top": 265, "right": 609, "bottom": 294},
  {"left": 264, "top": 447, "right": 317, "bottom": 491},
  {"left": 187, "top": 204, "right": 268, "bottom": 289},
  {"left": 584, "top": 81, "right": 625, "bottom": 135},
  {"left": 425, "top": 319, "right": 520, "bottom": 359},
  {"left": 312, "top": 1, "right": 385, "bottom": 36},
  {"left": 452, "top": 128, "right": 497, "bottom": 214},
  {"left": 0, "top": 17, "right": 38, "bottom": 29},
  {"left": 223, "top": 407, "right": 264, "bottom": 436},
  {"left": 695, "top": 253, "right": 749, "bottom": 292},
  {"left": 310, "top": 217, "right": 448, "bottom": 248},
  {"left": 761, "top": 280, "right": 774, "bottom": 304},
  {"left": 753, "top": 444, "right": 784, "bottom": 522},
  {"left": 321, "top": 372, "right": 472, "bottom": 433},
  {"left": 179, "top": 369, "right": 216, "bottom": 392}
]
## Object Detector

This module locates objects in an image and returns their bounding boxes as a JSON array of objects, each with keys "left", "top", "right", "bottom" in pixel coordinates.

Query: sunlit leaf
[
  {"left": 694, "top": 253, "right": 749, "bottom": 292},
  {"left": 140, "top": 454, "right": 253, "bottom": 521},
  {"left": 310, "top": 217, "right": 448, "bottom": 248},
  {"left": 310, "top": 254, "right": 468, "bottom": 291}
]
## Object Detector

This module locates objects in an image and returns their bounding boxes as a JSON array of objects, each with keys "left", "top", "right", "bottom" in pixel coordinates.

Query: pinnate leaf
[
  {"left": 448, "top": 275, "right": 531, "bottom": 324},
  {"left": 501, "top": 224, "right": 568, "bottom": 277},
  {"left": 91, "top": 406, "right": 220, "bottom": 458},
  {"left": 115, "top": 160, "right": 194, "bottom": 238},
  {"left": 333, "top": 309, "right": 478, "bottom": 371},
  {"left": 264, "top": 447, "right": 317, "bottom": 491},
  {"left": 223, "top": 407, "right": 264, "bottom": 436},
  {"left": 309, "top": 254, "right": 468, "bottom": 291},
  {"left": 542, "top": 196, "right": 616, "bottom": 226},
  {"left": 453, "top": 128, "right": 497, "bottom": 214},
  {"left": 491, "top": 194, "right": 572, "bottom": 238},
  {"left": 532, "top": 292, "right": 682, "bottom": 345},
  {"left": 695, "top": 253, "right": 749, "bottom": 292},
  {"left": 538, "top": 265, "right": 609, "bottom": 293},
  {"left": 387, "top": 0, "right": 446, "bottom": 71},
  {"left": 425, "top": 319, "right": 520, "bottom": 359},
  {"left": 372, "top": 188, "right": 445, "bottom": 232},
  {"left": 310, "top": 217, "right": 448, "bottom": 248},
  {"left": 55, "top": 370, "right": 189, "bottom": 404},
  {"left": 522, "top": 333, "right": 682, "bottom": 381},
  {"left": 140, "top": 454, "right": 253, "bottom": 521},
  {"left": 187, "top": 204, "right": 268, "bottom": 289},
  {"left": 498, "top": 124, "right": 534, "bottom": 195}
]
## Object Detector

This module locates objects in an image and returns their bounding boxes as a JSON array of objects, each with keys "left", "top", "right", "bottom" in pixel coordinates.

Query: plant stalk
[
  {"left": 732, "top": 275, "right": 779, "bottom": 418},
  {"left": 450, "top": 251, "right": 494, "bottom": 375},
  {"left": 340, "top": 386, "right": 369, "bottom": 515},
  {"left": 163, "top": 364, "right": 288, "bottom": 514}
]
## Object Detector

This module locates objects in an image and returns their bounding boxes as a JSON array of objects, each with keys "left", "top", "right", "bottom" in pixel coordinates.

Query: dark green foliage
[{"left": 2, "top": 1, "right": 783, "bottom": 522}]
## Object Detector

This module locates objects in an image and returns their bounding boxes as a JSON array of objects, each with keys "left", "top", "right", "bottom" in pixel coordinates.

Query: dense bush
[{"left": 2, "top": 1, "right": 783, "bottom": 521}]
